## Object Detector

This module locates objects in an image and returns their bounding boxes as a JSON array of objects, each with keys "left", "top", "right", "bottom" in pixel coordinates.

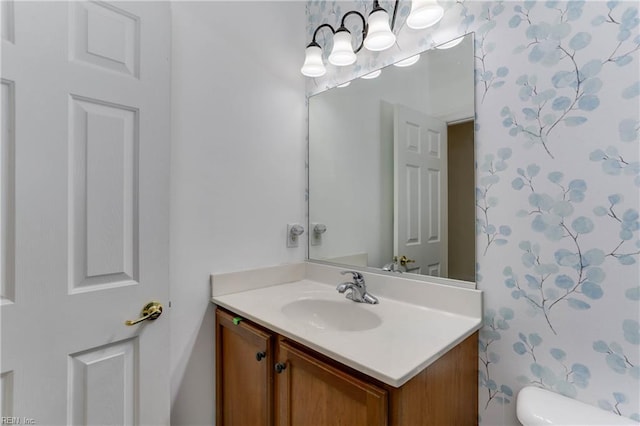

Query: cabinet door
[
  {"left": 216, "top": 309, "right": 274, "bottom": 426},
  {"left": 276, "top": 340, "right": 388, "bottom": 426}
]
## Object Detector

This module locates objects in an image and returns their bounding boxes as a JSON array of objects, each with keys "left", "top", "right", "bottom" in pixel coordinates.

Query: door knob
[
  {"left": 125, "top": 301, "right": 163, "bottom": 326},
  {"left": 396, "top": 255, "right": 415, "bottom": 266}
]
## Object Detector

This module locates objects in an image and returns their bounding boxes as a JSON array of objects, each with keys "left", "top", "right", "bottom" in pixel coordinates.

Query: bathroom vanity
[{"left": 211, "top": 262, "right": 482, "bottom": 426}]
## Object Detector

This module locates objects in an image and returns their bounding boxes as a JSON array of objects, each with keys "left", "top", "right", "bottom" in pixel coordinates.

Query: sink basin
[{"left": 281, "top": 299, "right": 382, "bottom": 331}]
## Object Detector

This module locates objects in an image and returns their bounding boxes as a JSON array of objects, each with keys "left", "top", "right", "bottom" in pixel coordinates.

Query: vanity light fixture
[
  {"left": 328, "top": 29, "right": 358, "bottom": 66},
  {"left": 406, "top": 0, "right": 444, "bottom": 29},
  {"left": 337, "top": 81, "right": 351, "bottom": 88},
  {"left": 300, "top": 44, "right": 326, "bottom": 77},
  {"left": 301, "top": 0, "right": 444, "bottom": 77},
  {"left": 362, "top": 6, "right": 396, "bottom": 51},
  {"left": 361, "top": 69, "right": 382, "bottom": 79}
]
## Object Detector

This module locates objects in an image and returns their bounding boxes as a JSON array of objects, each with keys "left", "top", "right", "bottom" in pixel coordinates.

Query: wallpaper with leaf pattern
[{"left": 306, "top": 1, "right": 639, "bottom": 424}]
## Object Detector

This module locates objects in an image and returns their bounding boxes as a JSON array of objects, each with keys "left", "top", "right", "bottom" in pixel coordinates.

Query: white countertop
[{"left": 211, "top": 263, "right": 482, "bottom": 388}]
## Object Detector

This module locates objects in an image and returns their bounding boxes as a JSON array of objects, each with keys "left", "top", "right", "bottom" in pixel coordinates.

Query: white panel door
[
  {"left": 1, "top": 2, "right": 171, "bottom": 424},
  {"left": 394, "top": 105, "right": 448, "bottom": 276}
]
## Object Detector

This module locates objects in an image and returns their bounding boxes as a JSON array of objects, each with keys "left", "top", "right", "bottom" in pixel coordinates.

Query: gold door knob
[
  {"left": 397, "top": 255, "right": 415, "bottom": 266},
  {"left": 125, "top": 301, "right": 163, "bottom": 326}
]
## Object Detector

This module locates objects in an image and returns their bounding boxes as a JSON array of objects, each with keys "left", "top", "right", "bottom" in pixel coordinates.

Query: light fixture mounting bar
[
  {"left": 310, "top": 23, "right": 335, "bottom": 44},
  {"left": 338, "top": 11, "right": 367, "bottom": 53},
  {"left": 389, "top": 0, "right": 400, "bottom": 31}
]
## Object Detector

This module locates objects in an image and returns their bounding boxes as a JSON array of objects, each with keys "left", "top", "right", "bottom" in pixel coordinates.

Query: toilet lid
[{"left": 516, "top": 386, "right": 639, "bottom": 426}]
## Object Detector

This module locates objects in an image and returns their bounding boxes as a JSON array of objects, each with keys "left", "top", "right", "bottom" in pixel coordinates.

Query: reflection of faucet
[
  {"left": 383, "top": 256, "right": 415, "bottom": 273},
  {"left": 382, "top": 260, "right": 403, "bottom": 273},
  {"left": 337, "top": 271, "right": 379, "bottom": 304}
]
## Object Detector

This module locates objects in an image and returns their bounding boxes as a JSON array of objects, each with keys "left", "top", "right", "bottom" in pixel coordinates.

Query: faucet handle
[{"left": 340, "top": 270, "right": 364, "bottom": 283}]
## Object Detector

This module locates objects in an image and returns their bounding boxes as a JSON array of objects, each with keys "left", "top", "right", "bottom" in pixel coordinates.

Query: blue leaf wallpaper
[{"left": 306, "top": 1, "right": 639, "bottom": 424}]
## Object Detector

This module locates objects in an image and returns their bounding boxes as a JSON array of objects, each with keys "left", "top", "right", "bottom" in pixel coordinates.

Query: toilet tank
[{"left": 516, "top": 386, "right": 639, "bottom": 425}]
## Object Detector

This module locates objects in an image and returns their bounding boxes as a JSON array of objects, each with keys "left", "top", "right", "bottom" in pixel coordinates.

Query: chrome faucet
[{"left": 337, "top": 271, "right": 379, "bottom": 304}]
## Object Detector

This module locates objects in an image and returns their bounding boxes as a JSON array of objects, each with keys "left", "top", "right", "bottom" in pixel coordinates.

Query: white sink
[
  {"left": 281, "top": 299, "right": 382, "bottom": 331},
  {"left": 211, "top": 274, "right": 482, "bottom": 387}
]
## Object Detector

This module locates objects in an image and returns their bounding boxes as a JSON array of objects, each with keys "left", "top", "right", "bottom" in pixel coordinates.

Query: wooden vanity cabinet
[
  {"left": 276, "top": 339, "right": 387, "bottom": 426},
  {"left": 216, "top": 307, "right": 478, "bottom": 426},
  {"left": 216, "top": 309, "right": 275, "bottom": 426},
  {"left": 385, "top": 332, "right": 478, "bottom": 425}
]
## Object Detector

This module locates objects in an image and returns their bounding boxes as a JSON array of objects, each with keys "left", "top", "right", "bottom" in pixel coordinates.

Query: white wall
[
  {"left": 309, "top": 91, "right": 391, "bottom": 267},
  {"left": 170, "top": 2, "right": 307, "bottom": 424}
]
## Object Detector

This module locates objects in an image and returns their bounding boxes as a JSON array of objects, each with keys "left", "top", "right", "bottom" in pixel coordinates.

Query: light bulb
[
  {"left": 328, "top": 28, "right": 356, "bottom": 66},
  {"left": 407, "top": 0, "right": 444, "bottom": 29},
  {"left": 364, "top": 9, "right": 396, "bottom": 51},
  {"left": 300, "top": 43, "right": 326, "bottom": 77}
]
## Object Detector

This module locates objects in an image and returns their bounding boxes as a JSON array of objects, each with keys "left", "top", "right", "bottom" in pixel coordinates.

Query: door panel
[
  {"left": 68, "top": 339, "right": 137, "bottom": 425},
  {"left": 0, "top": 2, "right": 170, "bottom": 423},
  {"left": 69, "top": 1, "right": 140, "bottom": 78},
  {"left": 1, "top": 78, "right": 15, "bottom": 304},
  {"left": 1, "top": 1, "right": 15, "bottom": 44},
  {"left": 69, "top": 95, "right": 139, "bottom": 292},
  {"left": 394, "top": 105, "right": 448, "bottom": 276}
]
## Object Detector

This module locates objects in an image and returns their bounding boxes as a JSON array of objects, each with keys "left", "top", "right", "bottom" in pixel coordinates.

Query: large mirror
[{"left": 308, "top": 33, "right": 475, "bottom": 286}]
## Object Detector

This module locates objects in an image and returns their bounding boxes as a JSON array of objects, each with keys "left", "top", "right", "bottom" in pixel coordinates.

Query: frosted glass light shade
[
  {"left": 329, "top": 29, "right": 357, "bottom": 66},
  {"left": 406, "top": 0, "right": 444, "bottom": 29},
  {"left": 300, "top": 44, "right": 326, "bottom": 77},
  {"left": 435, "top": 34, "right": 464, "bottom": 49},
  {"left": 361, "top": 69, "right": 382, "bottom": 79},
  {"left": 363, "top": 9, "right": 396, "bottom": 51},
  {"left": 393, "top": 54, "right": 420, "bottom": 67}
]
